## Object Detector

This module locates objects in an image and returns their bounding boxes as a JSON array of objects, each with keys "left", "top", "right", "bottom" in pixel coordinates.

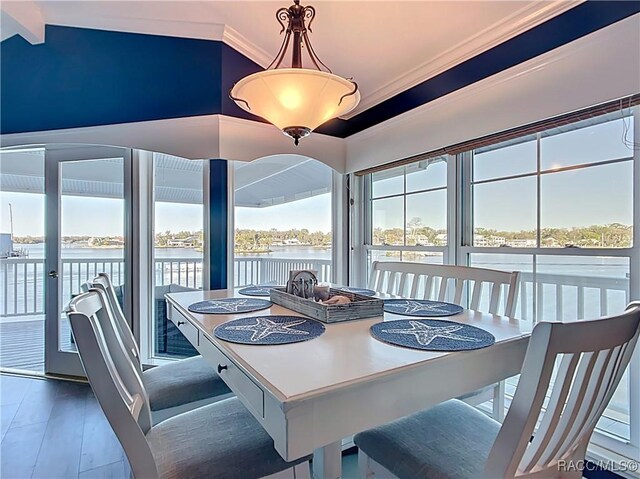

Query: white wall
[
  {"left": 0, "top": 114, "right": 346, "bottom": 173},
  {"left": 345, "top": 14, "right": 640, "bottom": 173}
]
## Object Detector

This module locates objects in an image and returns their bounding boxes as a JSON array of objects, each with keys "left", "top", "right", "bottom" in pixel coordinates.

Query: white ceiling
[
  {"left": 3, "top": 0, "right": 583, "bottom": 117},
  {"left": 0, "top": 149, "right": 332, "bottom": 207}
]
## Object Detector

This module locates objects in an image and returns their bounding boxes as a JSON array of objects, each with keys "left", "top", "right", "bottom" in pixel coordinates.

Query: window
[
  {"left": 361, "top": 107, "right": 638, "bottom": 462},
  {"left": 466, "top": 110, "right": 636, "bottom": 450},
  {"left": 233, "top": 157, "right": 333, "bottom": 287},
  {"left": 366, "top": 157, "right": 449, "bottom": 276},
  {"left": 0, "top": 148, "right": 46, "bottom": 373},
  {"left": 152, "top": 154, "right": 205, "bottom": 359},
  {"left": 471, "top": 114, "right": 634, "bottom": 249}
]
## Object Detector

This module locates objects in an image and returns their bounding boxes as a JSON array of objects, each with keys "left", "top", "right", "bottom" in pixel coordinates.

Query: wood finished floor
[
  {"left": 0, "top": 374, "right": 361, "bottom": 479},
  {"left": 0, "top": 374, "right": 129, "bottom": 479}
]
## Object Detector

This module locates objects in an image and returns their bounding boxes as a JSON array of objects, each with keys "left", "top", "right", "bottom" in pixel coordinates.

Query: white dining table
[{"left": 165, "top": 289, "right": 531, "bottom": 479}]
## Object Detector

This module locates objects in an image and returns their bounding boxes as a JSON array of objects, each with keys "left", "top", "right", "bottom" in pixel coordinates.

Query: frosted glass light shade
[{"left": 231, "top": 68, "right": 360, "bottom": 133}]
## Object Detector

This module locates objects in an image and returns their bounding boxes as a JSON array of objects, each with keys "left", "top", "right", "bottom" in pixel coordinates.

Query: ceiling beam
[{"left": 1, "top": 1, "right": 45, "bottom": 44}]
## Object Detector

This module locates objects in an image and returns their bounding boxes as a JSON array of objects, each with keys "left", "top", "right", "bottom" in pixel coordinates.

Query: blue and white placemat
[
  {"left": 214, "top": 315, "right": 325, "bottom": 345},
  {"left": 188, "top": 298, "right": 272, "bottom": 314},
  {"left": 370, "top": 319, "right": 495, "bottom": 351},
  {"left": 238, "top": 285, "right": 283, "bottom": 297},
  {"left": 336, "top": 286, "right": 376, "bottom": 296},
  {"left": 384, "top": 299, "right": 463, "bottom": 317}
]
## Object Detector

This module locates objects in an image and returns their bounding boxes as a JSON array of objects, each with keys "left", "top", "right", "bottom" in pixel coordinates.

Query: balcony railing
[
  {"left": 0, "top": 256, "right": 333, "bottom": 317},
  {"left": 517, "top": 271, "right": 629, "bottom": 323},
  {"left": 0, "top": 257, "right": 629, "bottom": 320}
]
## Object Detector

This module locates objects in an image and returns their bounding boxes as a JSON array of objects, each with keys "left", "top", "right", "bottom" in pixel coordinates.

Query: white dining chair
[
  {"left": 368, "top": 261, "right": 520, "bottom": 317},
  {"left": 67, "top": 288, "right": 311, "bottom": 479},
  {"left": 84, "top": 273, "right": 232, "bottom": 422},
  {"left": 354, "top": 302, "right": 640, "bottom": 479}
]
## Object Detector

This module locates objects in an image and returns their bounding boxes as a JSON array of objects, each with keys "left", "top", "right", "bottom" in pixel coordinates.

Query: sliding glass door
[{"left": 44, "top": 145, "right": 131, "bottom": 377}]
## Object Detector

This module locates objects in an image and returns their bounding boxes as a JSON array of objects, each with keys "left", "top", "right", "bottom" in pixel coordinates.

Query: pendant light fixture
[{"left": 230, "top": 0, "right": 360, "bottom": 145}]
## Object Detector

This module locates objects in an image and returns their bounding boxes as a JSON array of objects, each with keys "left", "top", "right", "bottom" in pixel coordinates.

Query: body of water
[{"left": 15, "top": 243, "right": 630, "bottom": 280}]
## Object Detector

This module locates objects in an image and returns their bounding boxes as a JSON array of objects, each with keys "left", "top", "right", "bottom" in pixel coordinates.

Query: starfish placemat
[
  {"left": 214, "top": 315, "right": 326, "bottom": 345},
  {"left": 370, "top": 319, "right": 495, "bottom": 351},
  {"left": 238, "top": 285, "right": 283, "bottom": 297},
  {"left": 383, "top": 299, "right": 463, "bottom": 317},
  {"left": 188, "top": 298, "right": 272, "bottom": 314}
]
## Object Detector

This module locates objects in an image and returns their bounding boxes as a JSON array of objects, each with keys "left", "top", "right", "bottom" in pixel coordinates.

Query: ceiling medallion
[{"left": 230, "top": 0, "right": 360, "bottom": 145}]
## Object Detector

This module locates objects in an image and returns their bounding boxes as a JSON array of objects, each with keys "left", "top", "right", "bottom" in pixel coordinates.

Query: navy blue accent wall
[
  {"left": 1, "top": 26, "right": 222, "bottom": 134},
  {"left": 209, "top": 160, "right": 228, "bottom": 290},
  {"left": 316, "top": 1, "right": 640, "bottom": 138},
  {"left": 2, "top": 2, "right": 638, "bottom": 137}
]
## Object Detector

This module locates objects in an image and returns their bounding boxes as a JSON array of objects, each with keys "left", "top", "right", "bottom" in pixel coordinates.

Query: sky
[
  {"left": 372, "top": 117, "right": 634, "bottom": 232},
  {"left": 0, "top": 192, "right": 332, "bottom": 237},
  {"left": 235, "top": 194, "right": 331, "bottom": 232}
]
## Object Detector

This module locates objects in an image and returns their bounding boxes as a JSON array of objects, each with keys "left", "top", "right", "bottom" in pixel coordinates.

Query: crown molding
[
  {"left": 1, "top": 0, "right": 45, "bottom": 44},
  {"left": 221, "top": 25, "right": 273, "bottom": 68},
  {"left": 44, "top": 15, "right": 228, "bottom": 42},
  {"left": 340, "top": 0, "right": 585, "bottom": 119},
  {"left": 347, "top": 24, "right": 585, "bottom": 144},
  {"left": 43, "top": 15, "right": 274, "bottom": 67}
]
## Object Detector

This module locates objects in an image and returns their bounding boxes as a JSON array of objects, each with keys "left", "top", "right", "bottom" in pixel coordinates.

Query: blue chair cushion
[
  {"left": 147, "top": 397, "right": 310, "bottom": 479},
  {"left": 143, "top": 356, "right": 231, "bottom": 411},
  {"left": 354, "top": 399, "right": 500, "bottom": 479}
]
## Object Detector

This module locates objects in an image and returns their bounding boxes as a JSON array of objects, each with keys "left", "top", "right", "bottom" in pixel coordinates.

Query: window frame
[{"left": 363, "top": 157, "right": 454, "bottom": 279}]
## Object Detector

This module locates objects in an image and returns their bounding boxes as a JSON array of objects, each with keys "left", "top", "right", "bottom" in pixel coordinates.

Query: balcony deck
[{"left": 0, "top": 315, "right": 74, "bottom": 373}]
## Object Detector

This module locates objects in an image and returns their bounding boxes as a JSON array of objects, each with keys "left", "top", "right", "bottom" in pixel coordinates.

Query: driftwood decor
[{"left": 271, "top": 287, "right": 384, "bottom": 324}]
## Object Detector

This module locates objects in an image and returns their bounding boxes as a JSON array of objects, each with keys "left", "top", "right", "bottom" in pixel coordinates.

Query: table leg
[{"left": 312, "top": 441, "right": 342, "bottom": 479}]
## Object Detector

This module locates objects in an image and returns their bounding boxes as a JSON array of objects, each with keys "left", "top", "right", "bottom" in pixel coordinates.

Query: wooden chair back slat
[
  {"left": 423, "top": 276, "right": 434, "bottom": 300},
  {"left": 91, "top": 273, "right": 141, "bottom": 374},
  {"left": 520, "top": 354, "right": 579, "bottom": 470},
  {"left": 470, "top": 281, "right": 483, "bottom": 310},
  {"left": 488, "top": 284, "right": 502, "bottom": 315}
]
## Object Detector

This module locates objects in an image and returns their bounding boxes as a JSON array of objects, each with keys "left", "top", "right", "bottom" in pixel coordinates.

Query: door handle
[
  {"left": 176, "top": 321, "right": 185, "bottom": 326},
  {"left": 48, "top": 270, "right": 58, "bottom": 279},
  {"left": 217, "top": 364, "right": 228, "bottom": 374}
]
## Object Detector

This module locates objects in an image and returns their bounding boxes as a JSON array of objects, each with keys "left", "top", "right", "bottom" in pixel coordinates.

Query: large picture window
[
  {"left": 465, "top": 112, "right": 636, "bottom": 447},
  {"left": 362, "top": 107, "right": 639, "bottom": 463},
  {"left": 152, "top": 154, "right": 205, "bottom": 359},
  {"left": 366, "top": 156, "right": 449, "bottom": 273},
  {"left": 233, "top": 156, "right": 333, "bottom": 287}
]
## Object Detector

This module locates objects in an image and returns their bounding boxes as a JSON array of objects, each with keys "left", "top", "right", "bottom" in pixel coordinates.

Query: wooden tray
[{"left": 270, "top": 288, "right": 383, "bottom": 323}]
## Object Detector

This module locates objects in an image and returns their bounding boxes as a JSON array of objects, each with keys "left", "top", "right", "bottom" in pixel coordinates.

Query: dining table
[{"left": 164, "top": 288, "right": 531, "bottom": 479}]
